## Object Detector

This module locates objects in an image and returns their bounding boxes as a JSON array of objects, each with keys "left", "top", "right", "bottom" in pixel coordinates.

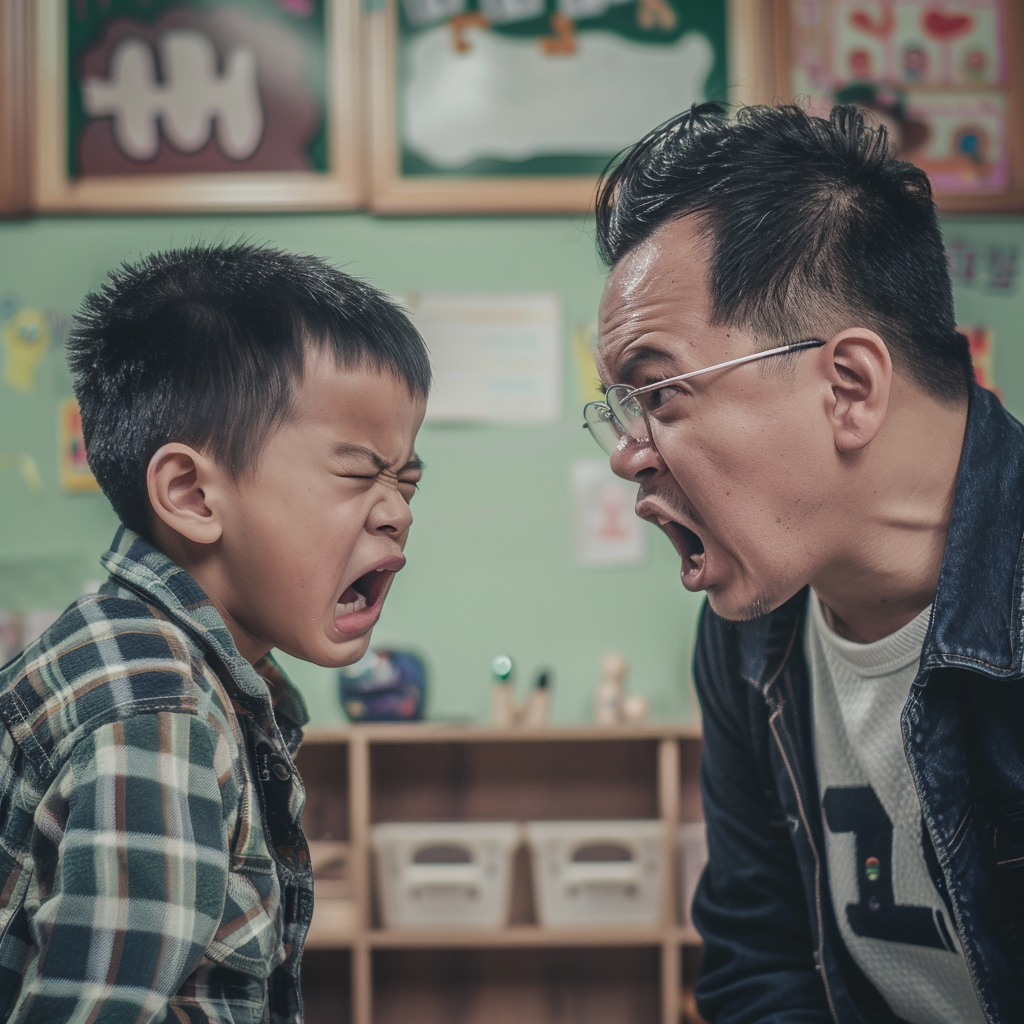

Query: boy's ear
[
  {"left": 146, "top": 443, "right": 224, "bottom": 545},
  {"left": 823, "top": 328, "right": 892, "bottom": 454}
]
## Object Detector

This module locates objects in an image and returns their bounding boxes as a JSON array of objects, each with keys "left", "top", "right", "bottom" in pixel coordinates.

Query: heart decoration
[
  {"left": 850, "top": 8, "right": 895, "bottom": 39},
  {"left": 923, "top": 10, "right": 974, "bottom": 42}
]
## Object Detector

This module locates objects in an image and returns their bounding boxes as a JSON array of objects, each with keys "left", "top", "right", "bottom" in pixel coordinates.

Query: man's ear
[
  {"left": 823, "top": 328, "right": 892, "bottom": 453},
  {"left": 146, "top": 443, "right": 224, "bottom": 545}
]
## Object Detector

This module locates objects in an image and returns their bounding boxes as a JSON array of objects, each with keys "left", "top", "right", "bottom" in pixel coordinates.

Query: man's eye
[
  {"left": 641, "top": 386, "right": 681, "bottom": 412},
  {"left": 398, "top": 479, "right": 420, "bottom": 501}
]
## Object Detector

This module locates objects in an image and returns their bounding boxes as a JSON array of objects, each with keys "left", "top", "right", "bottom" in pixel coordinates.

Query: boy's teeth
[{"left": 337, "top": 593, "right": 368, "bottom": 615}]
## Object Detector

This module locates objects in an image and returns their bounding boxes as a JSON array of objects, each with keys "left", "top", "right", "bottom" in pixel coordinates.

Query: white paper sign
[
  {"left": 407, "top": 292, "right": 561, "bottom": 424},
  {"left": 572, "top": 460, "right": 645, "bottom": 567}
]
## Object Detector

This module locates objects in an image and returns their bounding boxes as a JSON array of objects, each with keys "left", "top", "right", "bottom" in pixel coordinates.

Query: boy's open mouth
[{"left": 334, "top": 556, "right": 406, "bottom": 633}]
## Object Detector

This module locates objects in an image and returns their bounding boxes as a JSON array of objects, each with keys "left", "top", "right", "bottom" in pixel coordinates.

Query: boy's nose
[{"left": 368, "top": 489, "right": 414, "bottom": 536}]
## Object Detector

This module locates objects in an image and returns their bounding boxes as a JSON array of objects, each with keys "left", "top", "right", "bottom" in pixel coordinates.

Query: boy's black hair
[
  {"left": 68, "top": 242, "right": 432, "bottom": 539},
  {"left": 595, "top": 103, "right": 972, "bottom": 402}
]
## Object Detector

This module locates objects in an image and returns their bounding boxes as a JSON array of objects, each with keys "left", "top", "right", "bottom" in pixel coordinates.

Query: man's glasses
[{"left": 583, "top": 339, "right": 827, "bottom": 457}]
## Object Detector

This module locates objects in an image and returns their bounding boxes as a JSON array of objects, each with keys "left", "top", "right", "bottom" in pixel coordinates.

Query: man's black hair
[
  {"left": 595, "top": 103, "right": 972, "bottom": 402},
  {"left": 68, "top": 242, "right": 432, "bottom": 539}
]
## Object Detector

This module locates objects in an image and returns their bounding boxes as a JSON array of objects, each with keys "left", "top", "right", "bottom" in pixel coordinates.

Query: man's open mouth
[{"left": 657, "top": 517, "right": 706, "bottom": 579}]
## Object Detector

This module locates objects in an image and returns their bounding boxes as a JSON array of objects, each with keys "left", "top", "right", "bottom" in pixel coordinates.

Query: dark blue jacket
[{"left": 692, "top": 384, "right": 1024, "bottom": 1024}]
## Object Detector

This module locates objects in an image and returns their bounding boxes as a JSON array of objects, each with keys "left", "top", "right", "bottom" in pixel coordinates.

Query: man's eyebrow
[
  {"left": 331, "top": 442, "right": 390, "bottom": 471},
  {"left": 402, "top": 456, "right": 425, "bottom": 474},
  {"left": 614, "top": 344, "right": 677, "bottom": 385}
]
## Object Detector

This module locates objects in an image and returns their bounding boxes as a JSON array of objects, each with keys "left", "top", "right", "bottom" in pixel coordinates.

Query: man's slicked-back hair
[
  {"left": 596, "top": 103, "right": 972, "bottom": 402},
  {"left": 68, "top": 242, "right": 432, "bottom": 539}
]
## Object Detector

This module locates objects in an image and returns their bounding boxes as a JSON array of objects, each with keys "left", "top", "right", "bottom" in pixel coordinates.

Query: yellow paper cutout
[
  {"left": 0, "top": 453, "right": 43, "bottom": 495},
  {"left": 3, "top": 308, "right": 50, "bottom": 392},
  {"left": 572, "top": 320, "right": 604, "bottom": 405},
  {"left": 58, "top": 398, "right": 101, "bottom": 493}
]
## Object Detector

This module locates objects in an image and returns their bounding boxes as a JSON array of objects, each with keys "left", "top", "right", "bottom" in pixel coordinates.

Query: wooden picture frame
[
  {"left": 33, "top": 0, "right": 364, "bottom": 213},
  {"left": 772, "top": 0, "right": 1024, "bottom": 213},
  {"left": 367, "top": 0, "right": 770, "bottom": 214},
  {"left": 0, "top": 0, "right": 31, "bottom": 217}
]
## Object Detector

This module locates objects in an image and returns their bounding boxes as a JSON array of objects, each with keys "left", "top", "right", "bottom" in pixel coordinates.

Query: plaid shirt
[{"left": 0, "top": 527, "right": 312, "bottom": 1024}]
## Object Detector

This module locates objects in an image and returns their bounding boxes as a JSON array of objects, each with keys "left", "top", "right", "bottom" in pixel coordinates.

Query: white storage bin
[
  {"left": 371, "top": 821, "right": 521, "bottom": 929},
  {"left": 678, "top": 822, "right": 708, "bottom": 928},
  {"left": 524, "top": 819, "right": 666, "bottom": 926}
]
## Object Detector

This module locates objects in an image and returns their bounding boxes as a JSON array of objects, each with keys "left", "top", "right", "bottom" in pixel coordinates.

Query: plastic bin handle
[
  {"left": 561, "top": 860, "right": 641, "bottom": 887},
  {"left": 404, "top": 863, "right": 483, "bottom": 890}
]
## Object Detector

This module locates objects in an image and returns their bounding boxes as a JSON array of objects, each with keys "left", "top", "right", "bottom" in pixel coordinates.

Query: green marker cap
[{"left": 491, "top": 655, "right": 513, "bottom": 681}]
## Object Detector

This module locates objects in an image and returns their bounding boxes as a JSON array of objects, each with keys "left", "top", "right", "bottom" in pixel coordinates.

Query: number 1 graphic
[{"left": 823, "top": 786, "right": 952, "bottom": 950}]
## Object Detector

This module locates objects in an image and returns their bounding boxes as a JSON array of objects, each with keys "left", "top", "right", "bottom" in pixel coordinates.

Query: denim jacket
[
  {"left": 692, "top": 384, "right": 1024, "bottom": 1024},
  {"left": 0, "top": 528, "right": 312, "bottom": 1024}
]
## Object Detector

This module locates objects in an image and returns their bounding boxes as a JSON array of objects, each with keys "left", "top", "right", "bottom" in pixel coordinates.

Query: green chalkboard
[
  {"left": 396, "top": 0, "right": 727, "bottom": 177},
  {"left": 65, "top": 0, "right": 330, "bottom": 179}
]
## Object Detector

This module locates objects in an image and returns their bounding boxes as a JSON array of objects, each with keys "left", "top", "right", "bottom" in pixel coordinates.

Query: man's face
[
  {"left": 597, "top": 217, "right": 836, "bottom": 620},
  {"left": 213, "top": 354, "right": 426, "bottom": 666}
]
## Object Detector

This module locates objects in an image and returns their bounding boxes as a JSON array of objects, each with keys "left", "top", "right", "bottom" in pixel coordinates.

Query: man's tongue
[{"left": 337, "top": 584, "right": 367, "bottom": 615}]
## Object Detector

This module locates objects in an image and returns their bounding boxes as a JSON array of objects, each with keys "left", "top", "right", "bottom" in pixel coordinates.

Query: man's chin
[{"left": 706, "top": 588, "right": 778, "bottom": 623}]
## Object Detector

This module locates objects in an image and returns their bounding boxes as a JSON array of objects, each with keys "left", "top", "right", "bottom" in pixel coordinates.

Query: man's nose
[{"left": 608, "top": 433, "right": 667, "bottom": 482}]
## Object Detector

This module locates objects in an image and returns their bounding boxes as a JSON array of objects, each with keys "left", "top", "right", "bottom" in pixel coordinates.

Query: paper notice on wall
[
  {"left": 406, "top": 292, "right": 561, "bottom": 424},
  {"left": 572, "top": 459, "right": 645, "bottom": 567},
  {"left": 960, "top": 324, "right": 999, "bottom": 397}
]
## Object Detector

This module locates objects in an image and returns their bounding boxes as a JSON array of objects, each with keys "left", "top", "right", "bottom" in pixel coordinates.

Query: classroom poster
[
  {"left": 407, "top": 292, "right": 562, "bottom": 423},
  {"left": 65, "top": 0, "right": 331, "bottom": 178},
  {"left": 397, "top": 0, "right": 727, "bottom": 177},
  {"left": 572, "top": 459, "right": 646, "bottom": 566},
  {"left": 788, "top": 0, "right": 1011, "bottom": 194}
]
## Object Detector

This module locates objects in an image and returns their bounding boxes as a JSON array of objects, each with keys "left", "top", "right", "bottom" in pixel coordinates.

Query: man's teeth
[{"left": 337, "top": 593, "right": 368, "bottom": 615}]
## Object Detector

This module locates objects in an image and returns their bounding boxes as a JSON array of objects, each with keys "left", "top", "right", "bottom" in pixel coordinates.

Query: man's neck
[{"left": 813, "top": 385, "right": 969, "bottom": 644}]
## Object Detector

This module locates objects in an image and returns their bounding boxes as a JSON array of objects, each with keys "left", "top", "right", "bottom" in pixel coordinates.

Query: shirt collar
[{"left": 101, "top": 526, "right": 309, "bottom": 725}]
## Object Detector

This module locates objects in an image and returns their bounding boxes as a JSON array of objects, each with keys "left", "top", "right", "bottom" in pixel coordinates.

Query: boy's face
[{"left": 212, "top": 354, "right": 426, "bottom": 667}]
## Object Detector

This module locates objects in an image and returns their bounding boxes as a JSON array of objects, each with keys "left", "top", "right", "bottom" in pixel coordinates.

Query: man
[{"left": 584, "top": 104, "right": 1024, "bottom": 1023}]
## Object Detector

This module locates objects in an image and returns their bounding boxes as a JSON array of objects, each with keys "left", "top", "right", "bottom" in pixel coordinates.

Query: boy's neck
[{"left": 149, "top": 523, "right": 271, "bottom": 664}]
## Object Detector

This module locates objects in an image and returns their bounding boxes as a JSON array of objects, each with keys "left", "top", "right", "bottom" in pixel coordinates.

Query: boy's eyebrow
[
  {"left": 332, "top": 443, "right": 425, "bottom": 474},
  {"left": 331, "top": 442, "right": 390, "bottom": 471}
]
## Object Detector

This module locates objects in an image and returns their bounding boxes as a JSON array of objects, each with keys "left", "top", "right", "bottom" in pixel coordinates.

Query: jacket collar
[
  {"left": 923, "top": 384, "right": 1024, "bottom": 678},
  {"left": 741, "top": 384, "right": 1024, "bottom": 690},
  {"left": 101, "top": 527, "right": 309, "bottom": 726}
]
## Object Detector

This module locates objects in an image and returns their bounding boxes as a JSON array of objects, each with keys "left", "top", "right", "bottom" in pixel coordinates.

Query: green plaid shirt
[{"left": 0, "top": 528, "right": 312, "bottom": 1024}]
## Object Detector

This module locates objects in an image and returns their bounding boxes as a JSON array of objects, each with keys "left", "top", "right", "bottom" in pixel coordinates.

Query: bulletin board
[
  {"left": 367, "top": 0, "right": 735, "bottom": 213},
  {"left": 33, "top": 0, "right": 364, "bottom": 212},
  {"left": 775, "top": 1, "right": 1024, "bottom": 212}
]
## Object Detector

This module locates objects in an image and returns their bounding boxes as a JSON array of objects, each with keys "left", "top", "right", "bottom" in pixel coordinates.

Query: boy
[{"left": 0, "top": 243, "right": 430, "bottom": 1023}]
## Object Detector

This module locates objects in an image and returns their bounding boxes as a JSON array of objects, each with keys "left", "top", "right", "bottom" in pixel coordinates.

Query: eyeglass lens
[
  {"left": 583, "top": 403, "right": 624, "bottom": 456},
  {"left": 605, "top": 385, "right": 646, "bottom": 440}
]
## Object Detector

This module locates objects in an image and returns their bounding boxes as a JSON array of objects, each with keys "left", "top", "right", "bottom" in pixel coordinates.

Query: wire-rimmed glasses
[{"left": 583, "top": 339, "right": 827, "bottom": 457}]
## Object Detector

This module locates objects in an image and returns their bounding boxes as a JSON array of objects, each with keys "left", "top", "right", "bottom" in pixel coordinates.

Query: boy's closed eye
[{"left": 331, "top": 443, "right": 424, "bottom": 501}]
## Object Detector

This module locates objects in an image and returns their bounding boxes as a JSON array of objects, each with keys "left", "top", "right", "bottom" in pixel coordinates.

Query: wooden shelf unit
[{"left": 295, "top": 722, "right": 704, "bottom": 1024}]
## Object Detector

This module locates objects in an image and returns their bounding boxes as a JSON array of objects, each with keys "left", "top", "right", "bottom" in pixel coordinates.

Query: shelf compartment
[
  {"left": 296, "top": 740, "right": 351, "bottom": 842},
  {"left": 302, "top": 948, "right": 352, "bottom": 1024},
  {"left": 368, "top": 924, "right": 671, "bottom": 948},
  {"left": 369, "top": 738, "right": 659, "bottom": 824},
  {"left": 372, "top": 946, "right": 660, "bottom": 1024}
]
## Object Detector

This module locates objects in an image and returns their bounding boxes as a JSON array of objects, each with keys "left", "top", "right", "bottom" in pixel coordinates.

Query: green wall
[{"left": 1, "top": 212, "right": 1022, "bottom": 725}]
